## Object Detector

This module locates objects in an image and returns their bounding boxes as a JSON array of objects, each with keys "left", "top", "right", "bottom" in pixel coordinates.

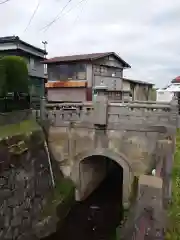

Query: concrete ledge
[
  {"left": 0, "top": 110, "right": 32, "bottom": 126},
  {"left": 139, "top": 175, "right": 163, "bottom": 189}
]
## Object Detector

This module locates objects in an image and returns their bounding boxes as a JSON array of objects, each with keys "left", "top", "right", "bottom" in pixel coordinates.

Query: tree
[{"left": 0, "top": 56, "right": 29, "bottom": 96}]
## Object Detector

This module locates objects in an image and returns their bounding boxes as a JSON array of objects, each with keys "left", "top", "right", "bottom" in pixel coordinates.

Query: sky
[{"left": 0, "top": 0, "right": 180, "bottom": 88}]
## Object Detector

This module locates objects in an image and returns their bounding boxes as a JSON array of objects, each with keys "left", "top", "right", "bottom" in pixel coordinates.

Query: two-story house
[
  {"left": 0, "top": 36, "right": 47, "bottom": 99},
  {"left": 44, "top": 52, "right": 131, "bottom": 101},
  {"left": 44, "top": 52, "right": 153, "bottom": 102}
]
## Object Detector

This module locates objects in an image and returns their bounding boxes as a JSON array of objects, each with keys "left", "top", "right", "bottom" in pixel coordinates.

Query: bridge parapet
[{"left": 43, "top": 100, "right": 177, "bottom": 129}]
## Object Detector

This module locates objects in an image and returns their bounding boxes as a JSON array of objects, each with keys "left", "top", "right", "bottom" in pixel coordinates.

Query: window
[
  {"left": 100, "top": 66, "right": 107, "bottom": 73},
  {"left": 30, "top": 83, "right": 43, "bottom": 97},
  {"left": 94, "top": 65, "right": 100, "bottom": 73},
  {"left": 107, "top": 91, "right": 122, "bottom": 100},
  {"left": 49, "top": 63, "right": 86, "bottom": 80},
  {"left": 30, "top": 57, "right": 35, "bottom": 69}
]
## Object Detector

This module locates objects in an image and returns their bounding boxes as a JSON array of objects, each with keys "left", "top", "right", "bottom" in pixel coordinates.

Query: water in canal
[{"left": 43, "top": 159, "right": 123, "bottom": 240}]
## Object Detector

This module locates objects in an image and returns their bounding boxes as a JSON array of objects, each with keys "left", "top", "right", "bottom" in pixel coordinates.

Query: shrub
[{"left": 0, "top": 56, "right": 29, "bottom": 96}]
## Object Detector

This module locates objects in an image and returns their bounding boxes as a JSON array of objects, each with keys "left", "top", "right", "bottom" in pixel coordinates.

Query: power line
[
  {"left": 0, "top": 0, "right": 11, "bottom": 4},
  {"left": 73, "top": 0, "right": 88, "bottom": 25},
  {"left": 41, "top": 0, "right": 87, "bottom": 33},
  {"left": 23, "top": 0, "right": 41, "bottom": 33},
  {"left": 41, "top": 0, "right": 73, "bottom": 32}
]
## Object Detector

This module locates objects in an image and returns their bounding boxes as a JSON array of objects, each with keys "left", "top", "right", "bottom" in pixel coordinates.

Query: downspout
[
  {"left": 39, "top": 98, "right": 55, "bottom": 188},
  {"left": 44, "top": 139, "right": 55, "bottom": 187}
]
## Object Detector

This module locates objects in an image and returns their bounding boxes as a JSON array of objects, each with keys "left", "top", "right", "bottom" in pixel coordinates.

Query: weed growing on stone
[
  {"left": 42, "top": 178, "right": 75, "bottom": 218},
  {"left": 166, "top": 129, "right": 180, "bottom": 239},
  {"left": 0, "top": 120, "right": 40, "bottom": 139}
]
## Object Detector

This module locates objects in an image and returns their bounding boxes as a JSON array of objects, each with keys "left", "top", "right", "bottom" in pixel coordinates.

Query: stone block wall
[
  {"left": 120, "top": 175, "right": 165, "bottom": 239},
  {"left": 0, "top": 130, "right": 53, "bottom": 240}
]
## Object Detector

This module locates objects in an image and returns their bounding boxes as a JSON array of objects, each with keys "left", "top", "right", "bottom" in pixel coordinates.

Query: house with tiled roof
[
  {"left": 44, "top": 52, "right": 153, "bottom": 102},
  {"left": 0, "top": 36, "right": 47, "bottom": 107}
]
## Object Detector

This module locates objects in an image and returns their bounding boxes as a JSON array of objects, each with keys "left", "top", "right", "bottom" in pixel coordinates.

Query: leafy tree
[{"left": 0, "top": 56, "right": 29, "bottom": 96}]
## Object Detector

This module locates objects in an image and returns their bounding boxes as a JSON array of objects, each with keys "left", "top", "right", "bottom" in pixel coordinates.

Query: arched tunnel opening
[{"left": 43, "top": 155, "right": 124, "bottom": 240}]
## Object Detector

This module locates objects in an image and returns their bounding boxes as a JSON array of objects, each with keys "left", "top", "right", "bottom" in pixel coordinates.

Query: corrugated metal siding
[
  {"left": 47, "top": 88, "right": 86, "bottom": 102},
  {"left": 46, "top": 81, "right": 87, "bottom": 88}
]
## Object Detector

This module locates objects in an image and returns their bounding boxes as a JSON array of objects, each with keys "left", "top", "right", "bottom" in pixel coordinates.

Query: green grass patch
[
  {"left": 42, "top": 178, "right": 75, "bottom": 218},
  {"left": 166, "top": 129, "right": 180, "bottom": 239},
  {"left": 0, "top": 119, "right": 41, "bottom": 139}
]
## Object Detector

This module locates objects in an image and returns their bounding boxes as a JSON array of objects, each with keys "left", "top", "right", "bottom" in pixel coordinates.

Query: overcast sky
[{"left": 0, "top": 0, "right": 180, "bottom": 87}]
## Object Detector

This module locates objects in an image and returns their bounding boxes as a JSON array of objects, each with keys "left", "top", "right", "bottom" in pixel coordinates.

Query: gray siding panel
[
  {"left": 27, "top": 62, "right": 45, "bottom": 79},
  {"left": 94, "top": 56, "right": 124, "bottom": 68},
  {"left": 47, "top": 88, "right": 86, "bottom": 102},
  {"left": 94, "top": 75, "right": 122, "bottom": 90}
]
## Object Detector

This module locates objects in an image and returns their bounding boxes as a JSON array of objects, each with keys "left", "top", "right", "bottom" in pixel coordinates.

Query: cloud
[{"left": 0, "top": 0, "right": 180, "bottom": 87}]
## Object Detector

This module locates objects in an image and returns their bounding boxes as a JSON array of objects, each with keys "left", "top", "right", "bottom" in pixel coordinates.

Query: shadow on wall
[{"left": 75, "top": 155, "right": 124, "bottom": 203}]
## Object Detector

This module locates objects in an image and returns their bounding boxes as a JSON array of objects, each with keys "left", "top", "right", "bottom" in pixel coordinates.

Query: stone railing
[{"left": 39, "top": 98, "right": 178, "bottom": 130}]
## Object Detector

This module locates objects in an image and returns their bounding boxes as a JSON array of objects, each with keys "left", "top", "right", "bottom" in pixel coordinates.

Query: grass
[
  {"left": 42, "top": 178, "right": 75, "bottom": 218},
  {"left": 0, "top": 119, "right": 41, "bottom": 139},
  {"left": 166, "top": 129, "right": 180, "bottom": 239}
]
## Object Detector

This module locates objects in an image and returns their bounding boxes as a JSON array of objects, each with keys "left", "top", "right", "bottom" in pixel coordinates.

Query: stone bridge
[{"left": 39, "top": 88, "right": 177, "bottom": 210}]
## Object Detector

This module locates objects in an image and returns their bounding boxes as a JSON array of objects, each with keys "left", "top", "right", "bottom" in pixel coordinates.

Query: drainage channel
[{"left": 42, "top": 163, "right": 123, "bottom": 240}]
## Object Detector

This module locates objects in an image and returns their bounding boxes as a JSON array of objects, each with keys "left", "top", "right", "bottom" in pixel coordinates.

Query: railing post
[
  {"left": 170, "top": 98, "right": 178, "bottom": 127},
  {"left": 93, "top": 83, "right": 108, "bottom": 150},
  {"left": 93, "top": 82, "right": 108, "bottom": 126},
  {"left": 40, "top": 96, "right": 47, "bottom": 122}
]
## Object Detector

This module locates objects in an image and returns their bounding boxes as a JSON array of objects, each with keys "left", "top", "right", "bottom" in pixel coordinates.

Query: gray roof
[
  {"left": 0, "top": 36, "right": 47, "bottom": 55},
  {"left": 122, "top": 78, "right": 154, "bottom": 86},
  {"left": 43, "top": 52, "right": 131, "bottom": 68}
]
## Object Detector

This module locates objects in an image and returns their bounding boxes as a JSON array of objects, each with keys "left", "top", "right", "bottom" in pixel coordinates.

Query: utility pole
[
  {"left": 42, "top": 41, "right": 48, "bottom": 96},
  {"left": 42, "top": 40, "right": 48, "bottom": 73},
  {"left": 42, "top": 40, "right": 48, "bottom": 58}
]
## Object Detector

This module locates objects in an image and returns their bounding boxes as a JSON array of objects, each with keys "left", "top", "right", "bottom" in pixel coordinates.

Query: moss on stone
[
  {"left": 0, "top": 119, "right": 41, "bottom": 139},
  {"left": 8, "top": 140, "right": 28, "bottom": 155},
  {"left": 41, "top": 178, "right": 75, "bottom": 219}
]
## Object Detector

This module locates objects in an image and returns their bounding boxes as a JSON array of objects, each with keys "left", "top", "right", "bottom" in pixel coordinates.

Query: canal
[{"left": 43, "top": 159, "right": 123, "bottom": 240}]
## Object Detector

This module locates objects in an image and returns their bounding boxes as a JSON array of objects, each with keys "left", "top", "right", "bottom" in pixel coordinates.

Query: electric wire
[
  {"left": 41, "top": 0, "right": 87, "bottom": 33},
  {"left": 23, "top": 0, "right": 41, "bottom": 33},
  {"left": 41, "top": 0, "right": 73, "bottom": 32},
  {"left": 0, "top": 0, "right": 11, "bottom": 4}
]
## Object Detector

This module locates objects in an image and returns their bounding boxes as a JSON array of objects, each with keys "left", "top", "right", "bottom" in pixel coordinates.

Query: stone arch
[{"left": 70, "top": 148, "right": 133, "bottom": 209}]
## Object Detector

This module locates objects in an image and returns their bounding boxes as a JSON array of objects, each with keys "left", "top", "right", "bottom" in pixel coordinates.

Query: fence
[
  {"left": 0, "top": 94, "right": 38, "bottom": 126},
  {"left": 0, "top": 94, "right": 30, "bottom": 113}
]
